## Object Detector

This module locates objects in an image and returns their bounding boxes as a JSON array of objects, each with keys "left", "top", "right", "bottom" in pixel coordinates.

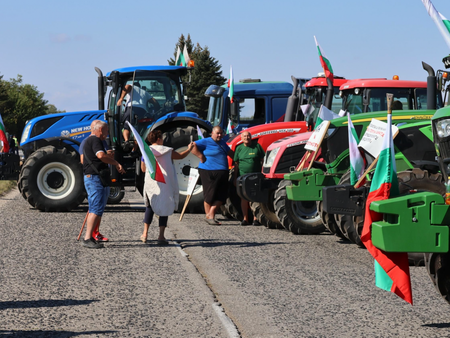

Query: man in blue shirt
[{"left": 191, "top": 126, "right": 234, "bottom": 225}]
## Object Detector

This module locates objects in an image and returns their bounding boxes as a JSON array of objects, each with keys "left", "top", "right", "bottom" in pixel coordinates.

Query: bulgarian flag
[
  {"left": 183, "top": 44, "right": 191, "bottom": 67},
  {"left": 226, "top": 119, "right": 234, "bottom": 134},
  {"left": 175, "top": 46, "right": 187, "bottom": 66},
  {"left": 126, "top": 122, "right": 165, "bottom": 183},
  {"left": 315, "top": 105, "right": 339, "bottom": 129},
  {"left": 0, "top": 113, "right": 9, "bottom": 153},
  {"left": 348, "top": 114, "right": 365, "bottom": 185},
  {"left": 314, "top": 36, "right": 334, "bottom": 83},
  {"left": 422, "top": 0, "right": 450, "bottom": 50},
  {"left": 196, "top": 125, "right": 204, "bottom": 140},
  {"left": 360, "top": 112, "right": 412, "bottom": 304},
  {"left": 228, "top": 66, "right": 234, "bottom": 103}
]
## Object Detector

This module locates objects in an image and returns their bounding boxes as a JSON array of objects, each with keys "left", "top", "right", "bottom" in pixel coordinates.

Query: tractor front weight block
[
  {"left": 322, "top": 184, "right": 369, "bottom": 216},
  {"left": 371, "top": 192, "right": 450, "bottom": 253}
]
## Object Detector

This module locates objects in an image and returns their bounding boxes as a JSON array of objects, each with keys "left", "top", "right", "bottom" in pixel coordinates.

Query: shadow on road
[
  {"left": 175, "top": 238, "right": 292, "bottom": 248},
  {"left": 0, "top": 299, "right": 99, "bottom": 310},
  {"left": 0, "top": 330, "right": 116, "bottom": 337},
  {"left": 422, "top": 322, "right": 450, "bottom": 328}
]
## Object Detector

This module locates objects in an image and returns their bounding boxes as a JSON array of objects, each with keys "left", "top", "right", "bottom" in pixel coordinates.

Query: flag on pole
[
  {"left": 175, "top": 46, "right": 187, "bottom": 66},
  {"left": 183, "top": 44, "right": 191, "bottom": 67},
  {"left": 421, "top": 0, "right": 450, "bottom": 50},
  {"left": 315, "top": 105, "right": 340, "bottom": 128},
  {"left": 347, "top": 114, "right": 365, "bottom": 185},
  {"left": 196, "top": 125, "right": 204, "bottom": 140},
  {"left": 314, "top": 36, "right": 334, "bottom": 83},
  {"left": 226, "top": 119, "right": 234, "bottom": 134},
  {"left": 228, "top": 66, "right": 234, "bottom": 103},
  {"left": 0, "top": 113, "right": 9, "bottom": 153},
  {"left": 360, "top": 113, "right": 412, "bottom": 305},
  {"left": 126, "top": 121, "right": 165, "bottom": 183}
]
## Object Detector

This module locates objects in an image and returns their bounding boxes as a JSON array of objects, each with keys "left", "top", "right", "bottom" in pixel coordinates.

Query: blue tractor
[{"left": 1, "top": 65, "right": 213, "bottom": 212}]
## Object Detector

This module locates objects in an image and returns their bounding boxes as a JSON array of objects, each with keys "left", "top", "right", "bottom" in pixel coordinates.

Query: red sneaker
[{"left": 93, "top": 232, "right": 109, "bottom": 242}]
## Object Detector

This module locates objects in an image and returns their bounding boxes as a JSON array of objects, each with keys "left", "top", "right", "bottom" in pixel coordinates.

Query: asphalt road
[{"left": 1, "top": 188, "right": 450, "bottom": 338}]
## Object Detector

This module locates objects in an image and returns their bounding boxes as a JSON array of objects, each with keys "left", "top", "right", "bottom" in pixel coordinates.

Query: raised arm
[{"left": 172, "top": 142, "right": 194, "bottom": 160}]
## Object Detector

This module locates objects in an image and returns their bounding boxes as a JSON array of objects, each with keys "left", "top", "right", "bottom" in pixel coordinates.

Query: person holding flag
[{"left": 139, "top": 129, "right": 194, "bottom": 245}]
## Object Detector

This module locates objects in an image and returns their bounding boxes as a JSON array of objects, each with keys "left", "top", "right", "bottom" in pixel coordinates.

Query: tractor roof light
[
  {"left": 393, "top": 75, "right": 399, "bottom": 80},
  {"left": 188, "top": 60, "right": 195, "bottom": 68},
  {"left": 444, "top": 72, "right": 448, "bottom": 80},
  {"left": 354, "top": 88, "right": 360, "bottom": 95},
  {"left": 339, "top": 90, "right": 343, "bottom": 97}
]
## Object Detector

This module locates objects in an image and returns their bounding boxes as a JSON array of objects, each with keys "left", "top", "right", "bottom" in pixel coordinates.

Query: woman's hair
[{"left": 147, "top": 130, "right": 162, "bottom": 144}]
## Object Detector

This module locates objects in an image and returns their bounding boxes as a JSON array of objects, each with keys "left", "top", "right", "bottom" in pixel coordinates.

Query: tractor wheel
[
  {"left": 18, "top": 146, "right": 85, "bottom": 212},
  {"left": 250, "top": 201, "right": 282, "bottom": 229},
  {"left": 334, "top": 171, "right": 364, "bottom": 246},
  {"left": 274, "top": 180, "right": 325, "bottom": 234},
  {"left": 107, "top": 186, "right": 125, "bottom": 204},
  {"left": 425, "top": 252, "right": 450, "bottom": 304},
  {"left": 317, "top": 200, "right": 346, "bottom": 239},
  {"left": 224, "top": 168, "right": 244, "bottom": 221},
  {"left": 162, "top": 126, "right": 207, "bottom": 213}
]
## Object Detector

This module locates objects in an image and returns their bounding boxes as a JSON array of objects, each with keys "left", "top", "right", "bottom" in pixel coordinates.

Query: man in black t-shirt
[{"left": 82, "top": 121, "right": 125, "bottom": 249}]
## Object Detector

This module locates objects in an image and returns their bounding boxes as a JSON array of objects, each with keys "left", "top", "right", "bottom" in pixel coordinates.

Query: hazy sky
[{"left": 1, "top": 0, "right": 449, "bottom": 112}]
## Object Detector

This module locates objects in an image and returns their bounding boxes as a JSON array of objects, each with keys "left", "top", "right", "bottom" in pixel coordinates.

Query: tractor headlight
[
  {"left": 21, "top": 124, "right": 31, "bottom": 145},
  {"left": 263, "top": 147, "right": 280, "bottom": 167},
  {"left": 436, "top": 119, "right": 450, "bottom": 138}
]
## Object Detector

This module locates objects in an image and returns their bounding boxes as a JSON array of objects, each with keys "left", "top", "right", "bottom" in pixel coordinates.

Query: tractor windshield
[
  {"left": 306, "top": 86, "right": 343, "bottom": 123},
  {"left": 111, "top": 70, "right": 185, "bottom": 137},
  {"left": 207, "top": 96, "right": 223, "bottom": 127},
  {"left": 343, "top": 87, "right": 442, "bottom": 115}
]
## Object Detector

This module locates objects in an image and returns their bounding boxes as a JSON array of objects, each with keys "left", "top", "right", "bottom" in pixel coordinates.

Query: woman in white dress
[{"left": 140, "top": 130, "right": 193, "bottom": 244}]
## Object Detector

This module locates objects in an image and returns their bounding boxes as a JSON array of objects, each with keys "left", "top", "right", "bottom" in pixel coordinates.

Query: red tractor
[{"left": 223, "top": 75, "right": 348, "bottom": 220}]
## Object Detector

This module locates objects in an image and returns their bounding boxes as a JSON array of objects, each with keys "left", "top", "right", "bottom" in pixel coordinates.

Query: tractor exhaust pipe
[
  {"left": 324, "top": 77, "right": 333, "bottom": 109},
  {"left": 284, "top": 76, "right": 299, "bottom": 122},
  {"left": 95, "top": 67, "right": 105, "bottom": 111},
  {"left": 422, "top": 61, "right": 436, "bottom": 110}
]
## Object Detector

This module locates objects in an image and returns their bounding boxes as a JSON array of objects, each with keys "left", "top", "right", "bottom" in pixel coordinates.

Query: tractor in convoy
[
  {"left": 282, "top": 62, "right": 442, "bottom": 246},
  {"left": 0, "top": 65, "right": 216, "bottom": 211},
  {"left": 239, "top": 64, "right": 442, "bottom": 234},
  {"left": 341, "top": 56, "right": 450, "bottom": 304},
  {"left": 233, "top": 75, "right": 348, "bottom": 225}
]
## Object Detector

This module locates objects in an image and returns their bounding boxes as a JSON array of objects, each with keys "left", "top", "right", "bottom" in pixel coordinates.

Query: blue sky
[{"left": 1, "top": 0, "right": 449, "bottom": 112}]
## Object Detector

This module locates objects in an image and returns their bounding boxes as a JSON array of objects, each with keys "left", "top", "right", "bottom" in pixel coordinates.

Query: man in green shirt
[{"left": 234, "top": 131, "right": 265, "bottom": 225}]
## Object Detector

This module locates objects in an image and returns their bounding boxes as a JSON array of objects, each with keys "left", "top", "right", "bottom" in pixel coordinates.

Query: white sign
[
  {"left": 359, "top": 118, "right": 398, "bottom": 158},
  {"left": 305, "top": 121, "right": 330, "bottom": 151},
  {"left": 186, "top": 168, "right": 200, "bottom": 196}
]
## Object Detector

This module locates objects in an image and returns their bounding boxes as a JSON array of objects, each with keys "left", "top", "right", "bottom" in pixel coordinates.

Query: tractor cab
[{"left": 340, "top": 76, "right": 444, "bottom": 115}]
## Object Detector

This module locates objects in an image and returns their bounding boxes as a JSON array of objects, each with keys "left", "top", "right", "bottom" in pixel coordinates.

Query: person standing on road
[
  {"left": 233, "top": 131, "right": 265, "bottom": 225},
  {"left": 82, "top": 120, "right": 125, "bottom": 249},
  {"left": 80, "top": 120, "right": 114, "bottom": 243},
  {"left": 140, "top": 130, "right": 193, "bottom": 244},
  {"left": 191, "top": 126, "right": 234, "bottom": 225}
]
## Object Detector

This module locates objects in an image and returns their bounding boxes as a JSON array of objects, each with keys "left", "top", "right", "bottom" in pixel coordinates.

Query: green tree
[
  {"left": 0, "top": 74, "right": 50, "bottom": 137},
  {"left": 46, "top": 104, "right": 65, "bottom": 114},
  {"left": 169, "top": 34, "right": 226, "bottom": 119}
]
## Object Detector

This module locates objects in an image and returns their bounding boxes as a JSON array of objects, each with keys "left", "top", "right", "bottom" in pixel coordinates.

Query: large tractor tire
[
  {"left": 424, "top": 252, "right": 450, "bottom": 304},
  {"left": 317, "top": 200, "right": 346, "bottom": 239},
  {"left": 250, "top": 201, "right": 282, "bottom": 229},
  {"left": 163, "top": 126, "right": 206, "bottom": 213},
  {"left": 274, "top": 180, "right": 325, "bottom": 234},
  {"left": 334, "top": 171, "right": 364, "bottom": 246},
  {"left": 107, "top": 186, "right": 125, "bottom": 204},
  {"left": 18, "top": 146, "right": 86, "bottom": 212}
]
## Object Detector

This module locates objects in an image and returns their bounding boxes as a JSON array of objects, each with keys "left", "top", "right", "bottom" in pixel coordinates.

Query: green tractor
[
  {"left": 367, "top": 57, "right": 450, "bottom": 303},
  {"left": 278, "top": 62, "right": 443, "bottom": 238}
]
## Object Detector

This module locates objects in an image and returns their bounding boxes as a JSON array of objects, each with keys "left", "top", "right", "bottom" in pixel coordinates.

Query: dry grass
[{"left": 0, "top": 181, "right": 17, "bottom": 195}]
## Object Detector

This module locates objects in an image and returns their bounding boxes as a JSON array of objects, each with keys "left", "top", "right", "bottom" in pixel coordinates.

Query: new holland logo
[{"left": 61, "top": 130, "right": 70, "bottom": 136}]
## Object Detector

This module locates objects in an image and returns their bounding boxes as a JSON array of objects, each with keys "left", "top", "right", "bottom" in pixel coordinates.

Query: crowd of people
[{"left": 79, "top": 121, "right": 265, "bottom": 249}]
